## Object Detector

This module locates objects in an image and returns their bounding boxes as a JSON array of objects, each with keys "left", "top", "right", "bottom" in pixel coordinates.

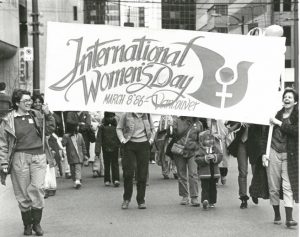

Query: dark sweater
[{"left": 14, "top": 115, "right": 43, "bottom": 154}]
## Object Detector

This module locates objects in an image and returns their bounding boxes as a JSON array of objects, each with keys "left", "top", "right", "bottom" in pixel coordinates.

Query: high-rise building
[{"left": 162, "top": 0, "right": 196, "bottom": 30}]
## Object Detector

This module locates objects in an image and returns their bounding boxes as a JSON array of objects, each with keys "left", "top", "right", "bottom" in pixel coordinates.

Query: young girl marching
[
  {"left": 62, "top": 124, "right": 88, "bottom": 189},
  {"left": 195, "top": 129, "right": 223, "bottom": 209}
]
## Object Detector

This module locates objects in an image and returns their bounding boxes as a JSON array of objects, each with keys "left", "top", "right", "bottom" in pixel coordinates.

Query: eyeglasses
[{"left": 20, "top": 99, "right": 33, "bottom": 104}]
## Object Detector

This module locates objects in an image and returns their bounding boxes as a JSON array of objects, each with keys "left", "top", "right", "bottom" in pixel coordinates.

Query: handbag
[{"left": 171, "top": 129, "right": 191, "bottom": 156}]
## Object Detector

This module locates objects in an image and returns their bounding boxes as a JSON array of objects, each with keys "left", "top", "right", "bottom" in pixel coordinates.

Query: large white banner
[{"left": 45, "top": 22, "right": 286, "bottom": 125}]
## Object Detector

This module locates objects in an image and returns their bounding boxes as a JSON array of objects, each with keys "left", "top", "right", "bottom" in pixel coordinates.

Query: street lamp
[{"left": 211, "top": 13, "right": 245, "bottom": 35}]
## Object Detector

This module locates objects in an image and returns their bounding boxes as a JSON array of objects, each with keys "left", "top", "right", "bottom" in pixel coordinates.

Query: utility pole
[
  {"left": 31, "top": 0, "right": 40, "bottom": 95},
  {"left": 294, "top": 1, "right": 299, "bottom": 92},
  {"left": 241, "top": 16, "right": 245, "bottom": 35}
]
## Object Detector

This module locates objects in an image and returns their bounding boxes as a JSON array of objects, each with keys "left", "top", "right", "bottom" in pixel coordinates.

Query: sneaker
[
  {"left": 180, "top": 197, "right": 189, "bottom": 205},
  {"left": 202, "top": 200, "right": 209, "bottom": 210},
  {"left": 191, "top": 198, "right": 200, "bottom": 207},
  {"left": 138, "top": 203, "right": 147, "bottom": 209},
  {"left": 221, "top": 176, "right": 226, "bottom": 185},
  {"left": 114, "top": 181, "right": 120, "bottom": 187},
  {"left": 105, "top": 181, "right": 111, "bottom": 187},
  {"left": 121, "top": 200, "right": 130, "bottom": 209},
  {"left": 208, "top": 203, "right": 215, "bottom": 208},
  {"left": 75, "top": 180, "right": 81, "bottom": 189}
]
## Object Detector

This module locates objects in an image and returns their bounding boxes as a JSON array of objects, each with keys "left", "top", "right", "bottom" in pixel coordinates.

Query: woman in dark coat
[{"left": 262, "top": 87, "right": 298, "bottom": 228}]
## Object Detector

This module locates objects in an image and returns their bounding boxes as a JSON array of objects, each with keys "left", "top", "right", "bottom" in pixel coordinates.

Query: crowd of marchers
[{"left": 0, "top": 82, "right": 298, "bottom": 236}]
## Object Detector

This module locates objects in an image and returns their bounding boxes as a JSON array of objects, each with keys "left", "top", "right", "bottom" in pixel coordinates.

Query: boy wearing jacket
[{"left": 195, "top": 130, "right": 223, "bottom": 209}]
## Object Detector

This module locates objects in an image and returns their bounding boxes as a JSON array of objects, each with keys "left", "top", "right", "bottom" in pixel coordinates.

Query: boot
[
  {"left": 21, "top": 211, "right": 32, "bottom": 236},
  {"left": 239, "top": 196, "right": 249, "bottom": 209},
  {"left": 272, "top": 205, "right": 281, "bottom": 224},
  {"left": 285, "top": 207, "right": 298, "bottom": 227},
  {"left": 32, "top": 209, "right": 44, "bottom": 236}
]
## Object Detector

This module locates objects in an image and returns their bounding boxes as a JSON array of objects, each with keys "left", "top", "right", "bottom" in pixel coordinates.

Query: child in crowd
[
  {"left": 195, "top": 130, "right": 223, "bottom": 209},
  {"left": 62, "top": 124, "right": 88, "bottom": 189},
  {"left": 95, "top": 112, "right": 120, "bottom": 187}
]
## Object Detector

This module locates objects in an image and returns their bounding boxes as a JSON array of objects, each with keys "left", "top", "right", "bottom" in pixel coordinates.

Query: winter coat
[
  {"left": 0, "top": 109, "right": 56, "bottom": 173},
  {"left": 194, "top": 135, "right": 223, "bottom": 179},
  {"left": 263, "top": 107, "right": 298, "bottom": 203},
  {"left": 228, "top": 123, "right": 266, "bottom": 165},
  {"left": 62, "top": 133, "right": 87, "bottom": 164},
  {"left": 95, "top": 123, "right": 120, "bottom": 155}
]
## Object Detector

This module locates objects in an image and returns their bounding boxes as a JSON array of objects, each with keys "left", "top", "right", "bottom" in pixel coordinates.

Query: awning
[{"left": 0, "top": 40, "right": 17, "bottom": 60}]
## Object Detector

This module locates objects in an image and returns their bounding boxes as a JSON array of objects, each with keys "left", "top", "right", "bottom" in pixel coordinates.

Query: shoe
[
  {"left": 273, "top": 217, "right": 282, "bottom": 225},
  {"left": 221, "top": 176, "right": 226, "bottom": 185},
  {"left": 44, "top": 190, "right": 49, "bottom": 199},
  {"left": 114, "top": 181, "right": 120, "bottom": 187},
  {"left": 239, "top": 196, "right": 249, "bottom": 209},
  {"left": 48, "top": 190, "right": 56, "bottom": 196},
  {"left": 93, "top": 171, "right": 98, "bottom": 178},
  {"left": 84, "top": 160, "right": 89, "bottom": 167},
  {"left": 251, "top": 197, "right": 259, "bottom": 205},
  {"left": 163, "top": 175, "right": 170, "bottom": 180},
  {"left": 209, "top": 203, "right": 215, "bottom": 208},
  {"left": 32, "top": 209, "right": 44, "bottom": 236},
  {"left": 190, "top": 198, "right": 200, "bottom": 207},
  {"left": 75, "top": 180, "right": 81, "bottom": 189},
  {"left": 121, "top": 200, "right": 130, "bottom": 209},
  {"left": 138, "top": 203, "right": 147, "bottom": 209},
  {"left": 173, "top": 173, "right": 178, "bottom": 180},
  {"left": 21, "top": 211, "right": 32, "bottom": 236},
  {"left": 105, "top": 181, "right": 111, "bottom": 187},
  {"left": 202, "top": 200, "right": 209, "bottom": 210},
  {"left": 24, "top": 224, "right": 32, "bottom": 236},
  {"left": 65, "top": 173, "right": 72, "bottom": 179},
  {"left": 286, "top": 220, "right": 298, "bottom": 228},
  {"left": 180, "top": 197, "right": 189, "bottom": 205}
]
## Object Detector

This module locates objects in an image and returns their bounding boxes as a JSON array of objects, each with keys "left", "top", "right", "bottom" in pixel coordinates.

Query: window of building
[
  {"left": 73, "top": 6, "right": 78, "bottom": 21},
  {"left": 283, "top": 0, "right": 291, "bottom": 11},
  {"left": 274, "top": 0, "right": 280, "bottom": 12},
  {"left": 215, "top": 27, "right": 228, "bottom": 33},
  {"left": 285, "top": 60, "right": 292, "bottom": 68},
  {"left": 283, "top": 26, "right": 291, "bottom": 46},
  {"left": 214, "top": 4, "right": 228, "bottom": 16}
]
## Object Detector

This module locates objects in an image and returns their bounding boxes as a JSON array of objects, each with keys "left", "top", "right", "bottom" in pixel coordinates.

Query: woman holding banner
[
  {"left": 0, "top": 89, "right": 55, "bottom": 236},
  {"left": 262, "top": 87, "right": 298, "bottom": 228}
]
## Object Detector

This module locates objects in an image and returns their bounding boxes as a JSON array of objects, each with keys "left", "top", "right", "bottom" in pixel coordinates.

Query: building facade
[
  {"left": 0, "top": 0, "right": 20, "bottom": 94},
  {"left": 162, "top": 0, "right": 196, "bottom": 30}
]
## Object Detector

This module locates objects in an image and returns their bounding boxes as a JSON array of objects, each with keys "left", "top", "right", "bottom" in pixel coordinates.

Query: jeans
[
  {"left": 266, "top": 148, "right": 294, "bottom": 207},
  {"left": 10, "top": 152, "right": 47, "bottom": 212},
  {"left": 122, "top": 141, "right": 150, "bottom": 204},
  {"left": 237, "top": 142, "right": 255, "bottom": 197},
  {"left": 103, "top": 150, "right": 120, "bottom": 183},
  {"left": 70, "top": 163, "right": 82, "bottom": 181},
  {"left": 174, "top": 155, "right": 198, "bottom": 198}
]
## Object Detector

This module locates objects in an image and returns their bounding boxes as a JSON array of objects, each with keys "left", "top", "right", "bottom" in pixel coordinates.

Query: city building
[
  {"left": 162, "top": 0, "right": 196, "bottom": 30},
  {"left": 0, "top": 0, "right": 20, "bottom": 94},
  {"left": 197, "top": 0, "right": 297, "bottom": 87}
]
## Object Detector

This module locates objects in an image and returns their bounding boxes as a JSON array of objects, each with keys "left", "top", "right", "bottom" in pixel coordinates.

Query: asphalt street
[{"left": 0, "top": 158, "right": 298, "bottom": 237}]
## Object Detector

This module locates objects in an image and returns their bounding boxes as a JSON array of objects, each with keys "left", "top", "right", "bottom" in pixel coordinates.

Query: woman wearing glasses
[{"left": 0, "top": 89, "right": 55, "bottom": 236}]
